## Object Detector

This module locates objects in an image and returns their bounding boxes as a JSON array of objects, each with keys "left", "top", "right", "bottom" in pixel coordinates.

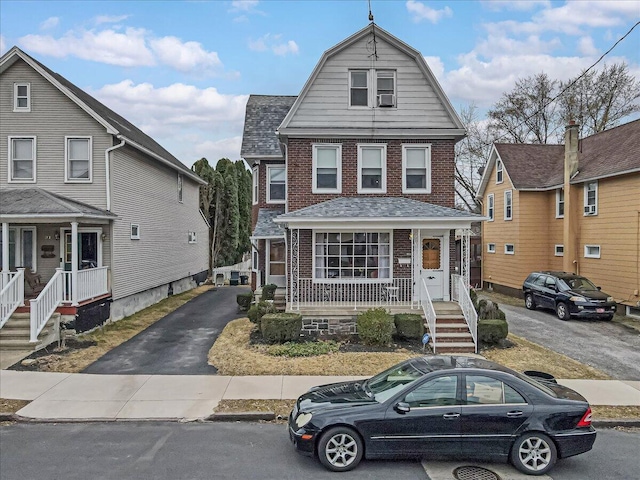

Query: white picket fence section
[
  {"left": 451, "top": 274, "right": 478, "bottom": 353},
  {"left": 295, "top": 278, "right": 413, "bottom": 309},
  {"left": 30, "top": 269, "right": 64, "bottom": 342},
  {"left": 420, "top": 278, "right": 437, "bottom": 352},
  {"left": 212, "top": 260, "right": 251, "bottom": 282},
  {"left": 0, "top": 269, "right": 25, "bottom": 329}
]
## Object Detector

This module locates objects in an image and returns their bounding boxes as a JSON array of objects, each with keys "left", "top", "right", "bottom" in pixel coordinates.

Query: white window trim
[
  {"left": 349, "top": 70, "right": 370, "bottom": 108},
  {"left": 358, "top": 144, "right": 387, "bottom": 194},
  {"left": 504, "top": 190, "right": 513, "bottom": 221},
  {"left": 556, "top": 188, "right": 564, "bottom": 219},
  {"left": 130, "top": 224, "right": 140, "bottom": 240},
  {"left": 64, "top": 136, "right": 92, "bottom": 183},
  {"left": 188, "top": 231, "right": 197, "bottom": 244},
  {"left": 252, "top": 166, "right": 259, "bottom": 205},
  {"left": 584, "top": 181, "right": 598, "bottom": 216},
  {"left": 312, "top": 144, "right": 342, "bottom": 194},
  {"left": 504, "top": 243, "right": 515, "bottom": 255},
  {"left": 376, "top": 70, "right": 397, "bottom": 107},
  {"left": 0, "top": 226, "right": 38, "bottom": 272},
  {"left": 555, "top": 244, "right": 564, "bottom": 256},
  {"left": 13, "top": 83, "right": 30, "bottom": 112},
  {"left": 496, "top": 159, "right": 504, "bottom": 184},
  {"left": 487, "top": 243, "right": 496, "bottom": 253},
  {"left": 401, "top": 144, "right": 431, "bottom": 194},
  {"left": 266, "top": 165, "right": 286, "bottom": 204},
  {"left": 252, "top": 247, "right": 259, "bottom": 272},
  {"left": 8, "top": 136, "right": 36, "bottom": 183},
  {"left": 487, "top": 194, "right": 494, "bottom": 221},
  {"left": 177, "top": 173, "right": 183, "bottom": 203},
  {"left": 584, "top": 245, "right": 601, "bottom": 259}
]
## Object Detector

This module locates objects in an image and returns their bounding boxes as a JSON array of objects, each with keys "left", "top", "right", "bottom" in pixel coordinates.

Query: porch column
[
  {"left": 71, "top": 221, "right": 79, "bottom": 306},
  {"left": 290, "top": 228, "right": 299, "bottom": 310},
  {"left": 461, "top": 229, "right": 471, "bottom": 288},
  {"left": 1, "top": 222, "right": 9, "bottom": 288}
]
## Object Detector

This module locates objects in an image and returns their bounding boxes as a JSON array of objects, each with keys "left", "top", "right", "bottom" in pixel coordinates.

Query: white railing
[
  {"left": 0, "top": 269, "right": 25, "bottom": 329},
  {"left": 420, "top": 278, "right": 437, "bottom": 353},
  {"left": 295, "top": 278, "right": 413, "bottom": 310},
  {"left": 61, "top": 267, "right": 109, "bottom": 304},
  {"left": 30, "top": 269, "right": 64, "bottom": 342},
  {"left": 451, "top": 274, "right": 478, "bottom": 353}
]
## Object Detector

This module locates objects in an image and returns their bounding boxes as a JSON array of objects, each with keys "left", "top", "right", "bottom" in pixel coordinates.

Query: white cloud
[
  {"left": 406, "top": 0, "right": 453, "bottom": 24},
  {"left": 474, "top": 33, "right": 561, "bottom": 57},
  {"left": 249, "top": 34, "right": 299, "bottom": 56},
  {"left": 480, "top": 0, "right": 551, "bottom": 12},
  {"left": 40, "top": 17, "right": 59, "bottom": 30},
  {"left": 0, "top": 35, "right": 6, "bottom": 55},
  {"left": 424, "top": 56, "right": 445, "bottom": 82},
  {"left": 577, "top": 36, "right": 598, "bottom": 56},
  {"left": 193, "top": 136, "right": 243, "bottom": 163},
  {"left": 95, "top": 14, "right": 131, "bottom": 25},
  {"left": 19, "top": 28, "right": 226, "bottom": 73},
  {"left": 230, "top": 0, "right": 259, "bottom": 12}
]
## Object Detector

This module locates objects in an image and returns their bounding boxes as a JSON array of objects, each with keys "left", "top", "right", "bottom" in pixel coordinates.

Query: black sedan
[{"left": 288, "top": 356, "right": 595, "bottom": 475}]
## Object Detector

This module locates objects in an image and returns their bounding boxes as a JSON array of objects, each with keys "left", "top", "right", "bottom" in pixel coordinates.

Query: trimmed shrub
[
  {"left": 247, "top": 301, "right": 277, "bottom": 326},
  {"left": 260, "top": 313, "right": 303, "bottom": 344},
  {"left": 261, "top": 283, "right": 278, "bottom": 301},
  {"left": 266, "top": 340, "right": 340, "bottom": 357},
  {"left": 394, "top": 313, "right": 424, "bottom": 339},
  {"left": 478, "top": 319, "right": 509, "bottom": 346},
  {"left": 357, "top": 307, "right": 394, "bottom": 346},
  {"left": 236, "top": 292, "right": 254, "bottom": 311},
  {"left": 477, "top": 299, "right": 506, "bottom": 321}
]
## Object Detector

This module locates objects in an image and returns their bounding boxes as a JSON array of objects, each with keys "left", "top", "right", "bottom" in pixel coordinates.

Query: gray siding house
[{"left": 0, "top": 47, "right": 209, "bottom": 347}]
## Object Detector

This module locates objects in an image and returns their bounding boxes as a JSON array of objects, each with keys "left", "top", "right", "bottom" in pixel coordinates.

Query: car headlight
[
  {"left": 607, "top": 296, "right": 614, "bottom": 302},
  {"left": 295, "top": 412, "right": 313, "bottom": 428},
  {"left": 569, "top": 296, "right": 587, "bottom": 302}
]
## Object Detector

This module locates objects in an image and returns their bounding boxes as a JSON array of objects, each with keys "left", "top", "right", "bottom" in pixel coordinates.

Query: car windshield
[
  {"left": 364, "top": 359, "right": 429, "bottom": 403},
  {"left": 559, "top": 277, "right": 597, "bottom": 291}
]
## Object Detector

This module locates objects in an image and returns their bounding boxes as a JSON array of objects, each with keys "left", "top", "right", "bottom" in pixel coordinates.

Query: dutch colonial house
[
  {"left": 478, "top": 119, "right": 640, "bottom": 318},
  {"left": 241, "top": 25, "right": 482, "bottom": 353},
  {"left": 0, "top": 47, "right": 209, "bottom": 351}
]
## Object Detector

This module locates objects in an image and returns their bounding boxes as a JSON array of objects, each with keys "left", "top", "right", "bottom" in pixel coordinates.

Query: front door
[
  {"left": 267, "top": 239, "right": 286, "bottom": 287},
  {"left": 62, "top": 230, "right": 101, "bottom": 270},
  {"left": 420, "top": 237, "right": 444, "bottom": 300}
]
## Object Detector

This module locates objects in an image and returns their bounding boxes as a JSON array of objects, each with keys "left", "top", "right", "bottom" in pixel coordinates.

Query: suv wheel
[
  {"left": 525, "top": 294, "right": 536, "bottom": 310},
  {"left": 556, "top": 302, "right": 570, "bottom": 321}
]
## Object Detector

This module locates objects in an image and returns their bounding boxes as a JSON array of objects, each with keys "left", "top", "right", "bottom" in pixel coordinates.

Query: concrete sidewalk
[{"left": 1, "top": 370, "right": 640, "bottom": 422}]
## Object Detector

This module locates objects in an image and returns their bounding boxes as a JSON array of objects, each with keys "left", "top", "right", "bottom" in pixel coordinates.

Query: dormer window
[
  {"left": 350, "top": 71, "right": 368, "bottom": 106},
  {"left": 14, "top": 83, "right": 30, "bottom": 112}
]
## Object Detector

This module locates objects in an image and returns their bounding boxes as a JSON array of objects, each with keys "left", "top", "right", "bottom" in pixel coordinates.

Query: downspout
[{"left": 105, "top": 138, "right": 126, "bottom": 211}]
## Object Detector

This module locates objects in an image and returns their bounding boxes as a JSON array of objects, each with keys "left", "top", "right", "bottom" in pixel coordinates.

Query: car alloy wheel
[
  {"left": 511, "top": 432, "right": 557, "bottom": 475},
  {"left": 318, "top": 427, "right": 363, "bottom": 472},
  {"left": 525, "top": 294, "right": 536, "bottom": 310},
  {"left": 556, "top": 302, "right": 570, "bottom": 321}
]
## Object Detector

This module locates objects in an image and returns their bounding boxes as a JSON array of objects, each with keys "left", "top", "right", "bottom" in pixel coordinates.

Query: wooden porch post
[
  {"left": 1, "top": 222, "right": 9, "bottom": 288},
  {"left": 71, "top": 221, "right": 79, "bottom": 306}
]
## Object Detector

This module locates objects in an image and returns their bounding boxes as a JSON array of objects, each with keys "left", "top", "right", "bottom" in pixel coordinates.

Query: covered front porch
[{"left": 0, "top": 188, "right": 115, "bottom": 343}]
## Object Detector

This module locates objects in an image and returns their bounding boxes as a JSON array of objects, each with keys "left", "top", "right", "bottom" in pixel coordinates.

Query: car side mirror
[{"left": 394, "top": 402, "right": 410, "bottom": 414}]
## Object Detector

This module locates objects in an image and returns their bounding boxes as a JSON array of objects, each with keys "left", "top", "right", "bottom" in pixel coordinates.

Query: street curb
[
  {"left": 206, "top": 411, "right": 276, "bottom": 422},
  {"left": 0, "top": 412, "right": 17, "bottom": 422},
  {"left": 593, "top": 419, "right": 640, "bottom": 428}
]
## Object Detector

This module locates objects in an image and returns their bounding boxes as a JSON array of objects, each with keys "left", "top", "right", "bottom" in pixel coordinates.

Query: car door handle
[
  {"left": 507, "top": 411, "right": 523, "bottom": 418},
  {"left": 442, "top": 413, "right": 460, "bottom": 419}
]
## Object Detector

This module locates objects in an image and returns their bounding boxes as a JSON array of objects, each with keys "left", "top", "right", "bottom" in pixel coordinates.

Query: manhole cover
[{"left": 453, "top": 466, "right": 500, "bottom": 480}]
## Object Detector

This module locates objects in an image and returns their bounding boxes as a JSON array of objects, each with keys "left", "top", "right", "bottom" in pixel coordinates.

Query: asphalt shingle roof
[
  {"left": 241, "top": 95, "right": 296, "bottom": 159},
  {"left": 0, "top": 188, "right": 117, "bottom": 218},
  {"left": 276, "top": 197, "right": 477, "bottom": 220},
  {"left": 252, "top": 208, "right": 285, "bottom": 237},
  {"left": 494, "top": 144, "right": 565, "bottom": 189}
]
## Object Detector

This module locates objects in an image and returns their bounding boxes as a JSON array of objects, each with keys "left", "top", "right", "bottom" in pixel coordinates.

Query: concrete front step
[{"left": 0, "top": 314, "right": 60, "bottom": 351}]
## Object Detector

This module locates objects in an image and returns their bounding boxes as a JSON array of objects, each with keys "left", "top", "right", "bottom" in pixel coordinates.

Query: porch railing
[
  {"left": 295, "top": 278, "right": 413, "bottom": 310},
  {"left": 420, "top": 278, "right": 437, "bottom": 353},
  {"left": 451, "top": 274, "right": 478, "bottom": 353},
  {"left": 61, "top": 266, "right": 109, "bottom": 304},
  {"left": 30, "top": 269, "right": 64, "bottom": 342},
  {"left": 0, "top": 269, "right": 25, "bottom": 329}
]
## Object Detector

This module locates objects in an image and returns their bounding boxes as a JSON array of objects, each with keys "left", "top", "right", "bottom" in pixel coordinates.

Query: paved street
[
  {"left": 497, "top": 302, "right": 640, "bottom": 380},
  {"left": 83, "top": 286, "right": 250, "bottom": 375}
]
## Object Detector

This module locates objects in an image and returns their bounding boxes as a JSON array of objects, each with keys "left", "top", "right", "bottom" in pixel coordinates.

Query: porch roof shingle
[
  {"left": 252, "top": 207, "right": 285, "bottom": 238},
  {"left": 0, "top": 188, "right": 117, "bottom": 219}
]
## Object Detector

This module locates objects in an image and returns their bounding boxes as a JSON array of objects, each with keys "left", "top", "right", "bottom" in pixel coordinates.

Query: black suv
[{"left": 522, "top": 271, "right": 616, "bottom": 321}]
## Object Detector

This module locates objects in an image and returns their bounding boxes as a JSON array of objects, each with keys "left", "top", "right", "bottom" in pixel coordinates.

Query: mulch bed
[{"left": 8, "top": 338, "right": 97, "bottom": 372}]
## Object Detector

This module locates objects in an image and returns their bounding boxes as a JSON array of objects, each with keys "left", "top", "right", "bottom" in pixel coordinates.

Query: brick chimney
[{"left": 563, "top": 121, "right": 580, "bottom": 273}]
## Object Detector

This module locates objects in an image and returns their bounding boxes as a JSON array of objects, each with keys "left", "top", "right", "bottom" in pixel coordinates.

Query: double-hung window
[
  {"left": 358, "top": 144, "right": 386, "bottom": 193},
  {"left": 65, "top": 137, "right": 92, "bottom": 182},
  {"left": 402, "top": 145, "right": 430, "bottom": 193},
  {"left": 376, "top": 70, "right": 395, "bottom": 107},
  {"left": 504, "top": 190, "right": 512, "bottom": 220},
  {"left": 487, "top": 194, "right": 494, "bottom": 221},
  {"left": 14, "top": 83, "right": 30, "bottom": 112},
  {"left": 252, "top": 166, "right": 259, "bottom": 205},
  {"left": 556, "top": 188, "right": 564, "bottom": 218},
  {"left": 9, "top": 136, "right": 36, "bottom": 182},
  {"left": 314, "top": 232, "right": 391, "bottom": 281},
  {"left": 267, "top": 165, "right": 285, "bottom": 203},
  {"left": 496, "top": 159, "right": 503, "bottom": 183},
  {"left": 350, "top": 71, "right": 368, "bottom": 107},
  {"left": 584, "top": 181, "right": 597, "bottom": 215},
  {"left": 313, "top": 144, "right": 341, "bottom": 193}
]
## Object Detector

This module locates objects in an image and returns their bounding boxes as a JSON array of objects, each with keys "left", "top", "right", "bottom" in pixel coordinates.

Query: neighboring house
[
  {"left": 241, "top": 24, "right": 482, "bottom": 353},
  {"left": 478, "top": 119, "right": 640, "bottom": 318},
  {"left": 0, "top": 47, "right": 209, "bottom": 347}
]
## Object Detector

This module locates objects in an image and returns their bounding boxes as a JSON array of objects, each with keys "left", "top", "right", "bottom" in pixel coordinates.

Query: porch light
[
  {"left": 54, "top": 232, "right": 60, "bottom": 241},
  {"left": 101, "top": 233, "right": 107, "bottom": 241}
]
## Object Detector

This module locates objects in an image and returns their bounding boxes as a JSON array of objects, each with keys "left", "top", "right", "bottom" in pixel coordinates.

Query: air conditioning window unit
[
  {"left": 584, "top": 204, "right": 596, "bottom": 215},
  {"left": 378, "top": 94, "right": 395, "bottom": 107}
]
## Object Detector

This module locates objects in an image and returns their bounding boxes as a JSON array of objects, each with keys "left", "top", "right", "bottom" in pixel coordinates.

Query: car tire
[
  {"left": 317, "top": 426, "right": 364, "bottom": 472},
  {"left": 556, "top": 302, "right": 570, "bottom": 321},
  {"left": 525, "top": 293, "right": 536, "bottom": 310},
  {"left": 510, "top": 432, "right": 557, "bottom": 476}
]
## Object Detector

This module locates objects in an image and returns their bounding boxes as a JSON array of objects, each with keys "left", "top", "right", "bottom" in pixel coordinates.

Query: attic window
[
  {"left": 14, "top": 83, "right": 30, "bottom": 112},
  {"left": 496, "top": 159, "right": 503, "bottom": 184},
  {"left": 350, "top": 71, "right": 368, "bottom": 106}
]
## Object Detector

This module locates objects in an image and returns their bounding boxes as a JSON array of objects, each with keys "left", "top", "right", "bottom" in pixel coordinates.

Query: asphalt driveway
[
  {"left": 83, "top": 286, "right": 250, "bottom": 375},
  {"left": 497, "top": 302, "right": 640, "bottom": 380}
]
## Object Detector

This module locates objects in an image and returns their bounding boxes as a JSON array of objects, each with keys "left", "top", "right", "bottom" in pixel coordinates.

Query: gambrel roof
[
  {"left": 240, "top": 95, "right": 296, "bottom": 160},
  {"left": 0, "top": 47, "right": 205, "bottom": 185}
]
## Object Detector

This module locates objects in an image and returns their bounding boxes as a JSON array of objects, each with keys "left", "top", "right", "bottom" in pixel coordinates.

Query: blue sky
[{"left": 1, "top": 0, "right": 639, "bottom": 166}]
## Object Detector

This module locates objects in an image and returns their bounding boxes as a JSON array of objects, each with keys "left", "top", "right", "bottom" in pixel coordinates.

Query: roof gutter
[{"left": 105, "top": 139, "right": 126, "bottom": 211}]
